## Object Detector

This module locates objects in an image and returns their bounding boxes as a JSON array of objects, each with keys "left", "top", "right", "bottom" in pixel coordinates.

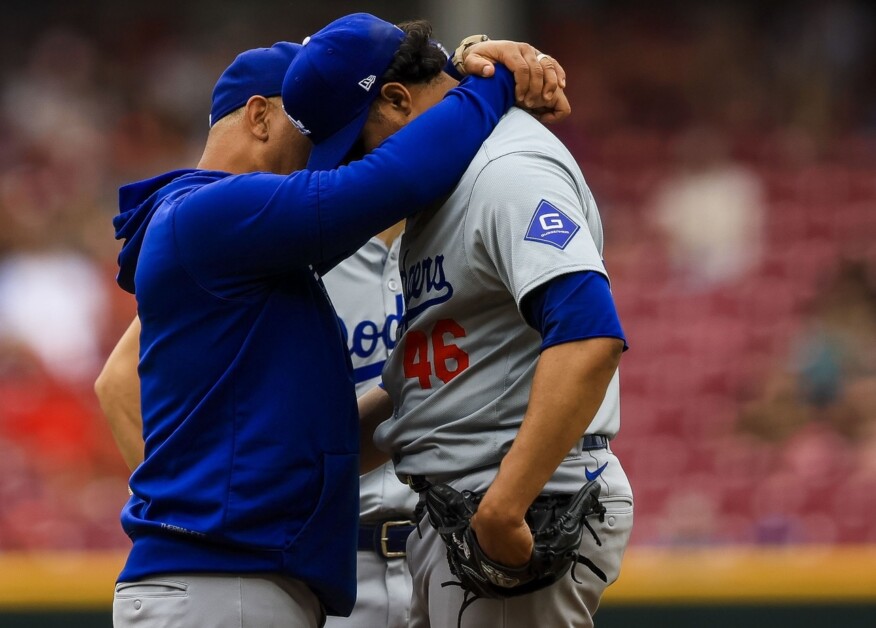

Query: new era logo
[{"left": 359, "top": 75, "right": 377, "bottom": 91}]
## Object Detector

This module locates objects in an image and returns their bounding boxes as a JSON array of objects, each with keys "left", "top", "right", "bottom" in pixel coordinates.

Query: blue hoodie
[{"left": 113, "top": 68, "right": 515, "bottom": 616}]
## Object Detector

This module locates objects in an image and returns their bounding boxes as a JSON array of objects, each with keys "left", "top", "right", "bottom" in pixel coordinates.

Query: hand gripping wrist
[{"left": 453, "top": 34, "right": 490, "bottom": 76}]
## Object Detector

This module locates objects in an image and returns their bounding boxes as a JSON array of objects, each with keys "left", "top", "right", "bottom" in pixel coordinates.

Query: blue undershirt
[{"left": 521, "top": 271, "right": 628, "bottom": 351}]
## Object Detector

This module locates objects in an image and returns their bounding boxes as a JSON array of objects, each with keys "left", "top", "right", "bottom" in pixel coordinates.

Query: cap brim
[{"left": 305, "top": 105, "right": 371, "bottom": 171}]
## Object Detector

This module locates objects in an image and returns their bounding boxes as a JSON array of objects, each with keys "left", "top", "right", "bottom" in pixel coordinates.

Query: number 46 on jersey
[{"left": 402, "top": 319, "right": 469, "bottom": 389}]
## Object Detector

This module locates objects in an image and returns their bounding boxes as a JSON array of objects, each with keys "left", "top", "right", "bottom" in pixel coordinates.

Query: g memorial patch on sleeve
[{"left": 524, "top": 200, "right": 580, "bottom": 250}]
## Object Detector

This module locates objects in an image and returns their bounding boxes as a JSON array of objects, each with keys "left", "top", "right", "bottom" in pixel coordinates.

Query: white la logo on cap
[{"left": 358, "top": 75, "right": 376, "bottom": 91}]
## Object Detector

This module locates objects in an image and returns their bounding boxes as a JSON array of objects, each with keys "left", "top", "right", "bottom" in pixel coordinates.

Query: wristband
[{"left": 453, "top": 34, "right": 490, "bottom": 76}]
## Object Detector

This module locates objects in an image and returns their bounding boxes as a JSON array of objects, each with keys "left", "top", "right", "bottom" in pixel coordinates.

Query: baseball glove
[{"left": 424, "top": 480, "right": 608, "bottom": 602}]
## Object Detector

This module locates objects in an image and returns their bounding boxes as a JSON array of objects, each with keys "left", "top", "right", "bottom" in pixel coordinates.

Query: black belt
[
  {"left": 358, "top": 519, "right": 416, "bottom": 558},
  {"left": 580, "top": 433, "right": 610, "bottom": 450},
  {"left": 406, "top": 434, "right": 610, "bottom": 493}
]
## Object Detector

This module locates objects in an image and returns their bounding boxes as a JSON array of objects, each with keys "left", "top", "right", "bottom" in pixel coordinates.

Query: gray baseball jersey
[
  {"left": 377, "top": 107, "right": 633, "bottom": 628},
  {"left": 375, "top": 108, "right": 622, "bottom": 490}
]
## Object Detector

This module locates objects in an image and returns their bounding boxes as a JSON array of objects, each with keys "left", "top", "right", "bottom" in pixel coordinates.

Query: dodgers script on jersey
[
  {"left": 321, "top": 237, "right": 417, "bottom": 520},
  {"left": 376, "top": 109, "right": 621, "bottom": 489}
]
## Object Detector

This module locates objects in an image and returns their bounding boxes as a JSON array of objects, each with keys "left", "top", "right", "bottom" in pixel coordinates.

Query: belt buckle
[
  {"left": 406, "top": 475, "right": 431, "bottom": 493},
  {"left": 380, "top": 520, "right": 414, "bottom": 558}
]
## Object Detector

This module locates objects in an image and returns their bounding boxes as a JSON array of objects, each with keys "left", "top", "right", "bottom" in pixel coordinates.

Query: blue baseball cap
[
  {"left": 210, "top": 42, "right": 302, "bottom": 128},
  {"left": 281, "top": 13, "right": 405, "bottom": 170}
]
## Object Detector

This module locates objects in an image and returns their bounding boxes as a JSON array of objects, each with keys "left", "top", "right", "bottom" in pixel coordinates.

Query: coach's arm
[{"left": 94, "top": 316, "right": 144, "bottom": 472}]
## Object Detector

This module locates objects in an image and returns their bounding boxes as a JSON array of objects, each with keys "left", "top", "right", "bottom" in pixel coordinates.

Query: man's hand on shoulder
[{"left": 460, "top": 39, "right": 570, "bottom": 123}]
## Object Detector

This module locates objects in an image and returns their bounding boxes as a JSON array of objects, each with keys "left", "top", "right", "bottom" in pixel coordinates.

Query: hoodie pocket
[{"left": 286, "top": 452, "right": 358, "bottom": 554}]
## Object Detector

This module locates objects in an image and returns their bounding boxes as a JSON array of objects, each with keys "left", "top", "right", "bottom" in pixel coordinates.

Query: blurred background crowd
[{"left": 0, "top": 0, "right": 874, "bottom": 551}]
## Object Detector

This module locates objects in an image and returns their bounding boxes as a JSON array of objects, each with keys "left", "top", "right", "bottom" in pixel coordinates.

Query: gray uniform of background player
[
  {"left": 376, "top": 108, "right": 634, "bottom": 628},
  {"left": 322, "top": 235, "right": 418, "bottom": 628}
]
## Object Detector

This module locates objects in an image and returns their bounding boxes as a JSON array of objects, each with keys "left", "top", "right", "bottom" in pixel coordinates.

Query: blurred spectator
[
  {"left": 0, "top": 251, "right": 109, "bottom": 384},
  {"left": 739, "top": 260, "right": 876, "bottom": 444},
  {"left": 650, "top": 127, "right": 767, "bottom": 289},
  {"left": 737, "top": 259, "right": 876, "bottom": 544}
]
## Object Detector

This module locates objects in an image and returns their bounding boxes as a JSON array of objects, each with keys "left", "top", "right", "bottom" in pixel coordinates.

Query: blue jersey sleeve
[
  {"left": 174, "top": 67, "right": 515, "bottom": 289},
  {"left": 313, "top": 66, "right": 514, "bottom": 263},
  {"left": 521, "top": 270, "right": 628, "bottom": 352}
]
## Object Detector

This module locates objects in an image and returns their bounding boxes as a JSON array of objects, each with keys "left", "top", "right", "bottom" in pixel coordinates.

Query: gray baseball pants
[
  {"left": 113, "top": 573, "right": 324, "bottom": 627},
  {"left": 324, "top": 550, "right": 412, "bottom": 628},
  {"left": 407, "top": 451, "right": 634, "bottom": 628}
]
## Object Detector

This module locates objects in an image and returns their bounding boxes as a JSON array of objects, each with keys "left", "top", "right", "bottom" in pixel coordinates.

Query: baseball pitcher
[{"left": 283, "top": 14, "right": 632, "bottom": 628}]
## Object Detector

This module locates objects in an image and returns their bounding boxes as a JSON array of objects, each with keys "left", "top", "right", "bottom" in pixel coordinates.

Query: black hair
[
  {"left": 380, "top": 20, "right": 448, "bottom": 86},
  {"left": 343, "top": 21, "right": 448, "bottom": 164}
]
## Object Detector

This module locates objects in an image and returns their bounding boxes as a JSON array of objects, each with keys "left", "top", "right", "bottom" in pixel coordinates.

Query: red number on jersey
[
  {"left": 402, "top": 319, "right": 469, "bottom": 388},
  {"left": 432, "top": 319, "right": 469, "bottom": 384},
  {"left": 403, "top": 330, "right": 432, "bottom": 389}
]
